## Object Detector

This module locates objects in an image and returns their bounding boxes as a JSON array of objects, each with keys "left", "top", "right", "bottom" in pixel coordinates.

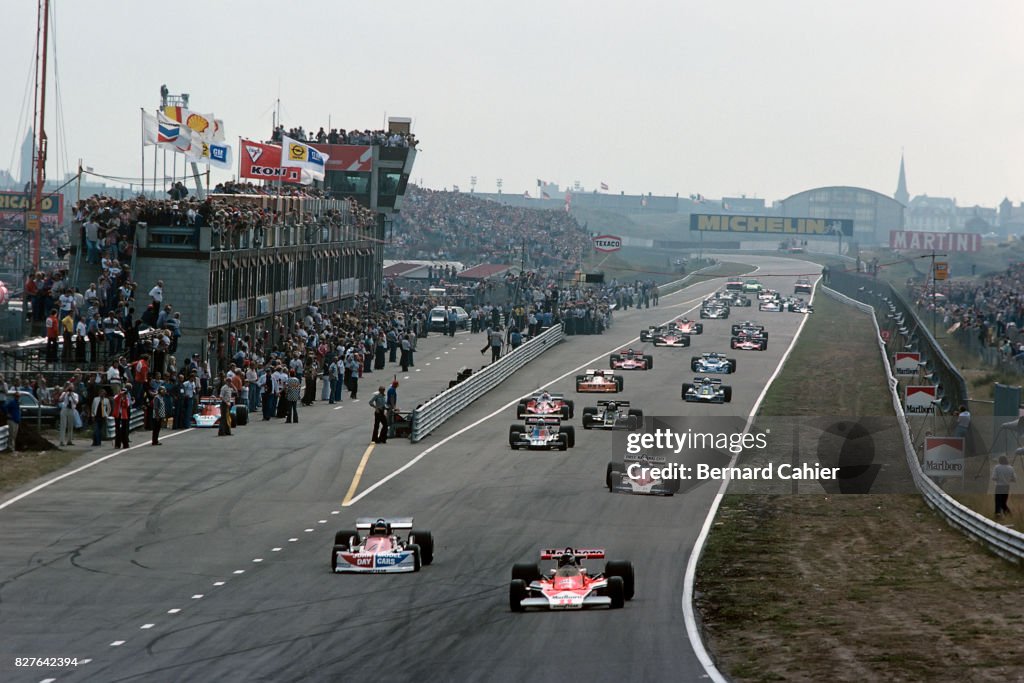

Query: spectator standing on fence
[
  {"left": 3, "top": 392, "right": 21, "bottom": 454},
  {"left": 993, "top": 455, "right": 1016, "bottom": 517},
  {"left": 91, "top": 388, "right": 110, "bottom": 447}
]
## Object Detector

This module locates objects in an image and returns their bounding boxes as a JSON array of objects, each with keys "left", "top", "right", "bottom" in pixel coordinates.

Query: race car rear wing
[
  {"left": 355, "top": 517, "right": 414, "bottom": 530},
  {"left": 596, "top": 400, "right": 631, "bottom": 407},
  {"left": 693, "top": 377, "right": 723, "bottom": 383},
  {"left": 583, "top": 369, "right": 615, "bottom": 376},
  {"left": 540, "top": 548, "right": 606, "bottom": 560},
  {"left": 523, "top": 416, "right": 562, "bottom": 425},
  {"left": 530, "top": 391, "right": 566, "bottom": 399}
]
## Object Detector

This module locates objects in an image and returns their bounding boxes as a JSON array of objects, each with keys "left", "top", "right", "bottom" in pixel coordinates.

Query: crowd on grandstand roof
[
  {"left": 271, "top": 125, "right": 418, "bottom": 148},
  {"left": 389, "top": 186, "right": 590, "bottom": 268}
]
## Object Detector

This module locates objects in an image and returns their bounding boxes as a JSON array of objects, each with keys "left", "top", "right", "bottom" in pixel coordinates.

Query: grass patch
[
  {"left": 0, "top": 448, "right": 84, "bottom": 494},
  {"left": 695, "top": 290, "right": 1024, "bottom": 682}
]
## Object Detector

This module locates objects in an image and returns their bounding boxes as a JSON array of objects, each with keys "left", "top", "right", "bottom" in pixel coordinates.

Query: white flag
[
  {"left": 187, "top": 140, "right": 233, "bottom": 170},
  {"left": 280, "top": 135, "right": 328, "bottom": 181}
]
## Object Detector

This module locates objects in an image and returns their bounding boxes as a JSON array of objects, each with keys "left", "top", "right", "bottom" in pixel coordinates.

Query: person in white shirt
[
  {"left": 149, "top": 280, "right": 164, "bottom": 304},
  {"left": 58, "top": 384, "right": 79, "bottom": 447},
  {"left": 91, "top": 389, "right": 111, "bottom": 446},
  {"left": 993, "top": 455, "right": 1016, "bottom": 516}
]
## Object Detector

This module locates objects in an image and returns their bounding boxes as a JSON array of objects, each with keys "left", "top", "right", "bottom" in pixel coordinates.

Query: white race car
[{"left": 690, "top": 352, "right": 737, "bottom": 374}]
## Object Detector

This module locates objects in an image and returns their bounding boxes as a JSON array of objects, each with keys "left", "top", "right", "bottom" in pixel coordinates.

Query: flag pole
[{"left": 140, "top": 108, "right": 145, "bottom": 195}]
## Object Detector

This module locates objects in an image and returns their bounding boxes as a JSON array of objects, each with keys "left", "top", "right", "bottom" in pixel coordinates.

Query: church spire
[{"left": 895, "top": 153, "right": 909, "bottom": 205}]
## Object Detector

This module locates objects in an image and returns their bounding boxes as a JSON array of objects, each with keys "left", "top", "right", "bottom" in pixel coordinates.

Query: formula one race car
[
  {"left": 759, "top": 298, "right": 784, "bottom": 312},
  {"left": 700, "top": 300, "right": 730, "bottom": 319},
  {"left": 517, "top": 390, "right": 575, "bottom": 419},
  {"left": 730, "top": 321, "right": 768, "bottom": 338},
  {"left": 652, "top": 329, "right": 691, "bottom": 347},
  {"left": 731, "top": 335, "right": 768, "bottom": 351},
  {"left": 576, "top": 369, "right": 623, "bottom": 393},
  {"left": 742, "top": 278, "right": 763, "bottom": 292},
  {"left": 690, "top": 352, "right": 737, "bottom": 374},
  {"left": 509, "top": 547, "right": 635, "bottom": 611},
  {"left": 581, "top": 400, "right": 643, "bottom": 430},
  {"left": 784, "top": 297, "right": 814, "bottom": 314},
  {"left": 794, "top": 277, "right": 814, "bottom": 294},
  {"left": 606, "top": 453, "right": 681, "bottom": 496},
  {"left": 331, "top": 517, "right": 434, "bottom": 573},
  {"left": 725, "top": 277, "right": 745, "bottom": 291},
  {"left": 757, "top": 288, "right": 780, "bottom": 302},
  {"left": 191, "top": 396, "right": 249, "bottom": 428},
  {"left": 509, "top": 416, "right": 576, "bottom": 450},
  {"left": 639, "top": 325, "right": 665, "bottom": 343},
  {"left": 610, "top": 349, "right": 654, "bottom": 370},
  {"left": 682, "top": 376, "right": 733, "bottom": 403},
  {"left": 670, "top": 318, "right": 704, "bottom": 335},
  {"left": 717, "top": 290, "right": 751, "bottom": 307}
]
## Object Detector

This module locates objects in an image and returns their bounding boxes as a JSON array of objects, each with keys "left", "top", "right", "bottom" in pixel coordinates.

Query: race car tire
[
  {"left": 681, "top": 383, "right": 692, "bottom": 400},
  {"left": 562, "top": 425, "right": 576, "bottom": 448},
  {"left": 233, "top": 406, "right": 249, "bottom": 426},
  {"left": 627, "top": 409, "right": 643, "bottom": 430},
  {"left": 512, "top": 562, "right": 541, "bottom": 583},
  {"left": 560, "top": 405, "right": 571, "bottom": 420},
  {"left": 509, "top": 579, "right": 527, "bottom": 612},
  {"left": 334, "top": 530, "right": 359, "bottom": 549},
  {"left": 609, "top": 354, "right": 621, "bottom": 369},
  {"left": 694, "top": 323, "right": 703, "bottom": 334},
  {"left": 516, "top": 401, "right": 527, "bottom": 419},
  {"left": 607, "top": 576, "right": 626, "bottom": 609},
  {"left": 331, "top": 544, "right": 345, "bottom": 572},
  {"left": 557, "top": 434, "right": 569, "bottom": 451},
  {"left": 408, "top": 543, "right": 422, "bottom": 572},
  {"left": 565, "top": 399, "right": 575, "bottom": 418},
  {"left": 509, "top": 425, "right": 525, "bottom": 448},
  {"left": 409, "top": 530, "right": 434, "bottom": 566},
  {"left": 614, "top": 376, "right": 624, "bottom": 392},
  {"left": 605, "top": 560, "right": 635, "bottom": 600},
  {"left": 728, "top": 358, "right": 737, "bottom": 373},
  {"left": 606, "top": 462, "right": 619, "bottom": 491},
  {"left": 644, "top": 355, "right": 654, "bottom": 369},
  {"left": 582, "top": 407, "right": 597, "bottom": 429},
  {"left": 690, "top": 357, "right": 700, "bottom": 372},
  {"left": 723, "top": 386, "right": 733, "bottom": 403}
]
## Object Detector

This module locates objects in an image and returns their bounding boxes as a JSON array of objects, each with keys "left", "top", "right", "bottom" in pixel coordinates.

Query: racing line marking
[
  {"left": 339, "top": 267, "right": 760, "bottom": 507},
  {"left": 140, "top": 624, "right": 154, "bottom": 630},
  {"left": 341, "top": 442, "right": 376, "bottom": 505},
  {"left": 167, "top": 609, "right": 180, "bottom": 614}
]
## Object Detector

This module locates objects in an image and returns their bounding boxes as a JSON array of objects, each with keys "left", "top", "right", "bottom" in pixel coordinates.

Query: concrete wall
[{"left": 132, "top": 256, "right": 210, "bottom": 362}]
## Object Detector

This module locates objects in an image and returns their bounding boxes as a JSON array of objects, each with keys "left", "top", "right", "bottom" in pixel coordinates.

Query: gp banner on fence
[
  {"left": 890, "top": 230, "right": 982, "bottom": 253},
  {"left": 0, "top": 191, "right": 64, "bottom": 230},
  {"left": 239, "top": 139, "right": 303, "bottom": 183},
  {"left": 690, "top": 214, "right": 854, "bottom": 237}
]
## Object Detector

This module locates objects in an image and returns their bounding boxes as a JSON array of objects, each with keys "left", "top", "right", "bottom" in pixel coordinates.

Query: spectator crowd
[{"left": 271, "top": 125, "right": 418, "bottom": 149}]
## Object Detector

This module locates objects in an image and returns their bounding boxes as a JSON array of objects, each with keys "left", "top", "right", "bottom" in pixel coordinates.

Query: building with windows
[{"left": 777, "top": 186, "right": 905, "bottom": 246}]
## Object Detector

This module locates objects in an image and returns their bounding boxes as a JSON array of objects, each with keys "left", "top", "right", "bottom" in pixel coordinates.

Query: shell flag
[{"left": 162, "top": 106, "right": 225, "bottom": 143}]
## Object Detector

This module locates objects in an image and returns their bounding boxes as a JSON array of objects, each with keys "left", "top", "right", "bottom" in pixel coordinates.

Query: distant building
[{"left": 778, "top": 186, "right": 904, "bottom": 245}]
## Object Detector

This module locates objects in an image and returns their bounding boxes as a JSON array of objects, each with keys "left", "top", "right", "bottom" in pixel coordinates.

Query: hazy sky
[{"left": 2, "top": 0, "right": 1022, "bottom": 206}]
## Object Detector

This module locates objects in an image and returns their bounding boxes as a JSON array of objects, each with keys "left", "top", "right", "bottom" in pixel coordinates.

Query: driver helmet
[
  {"left": 370, "top": 519, "right": 389, "bottom": 536},
  {"left": 607, "top": 401, "right": 618, "bottom": 412},
  {"left": 539, "top": 391, "right": 551, "bottom": 401},
  {"left": 557, "top": 550, "right": 577, "bottom": 568}
]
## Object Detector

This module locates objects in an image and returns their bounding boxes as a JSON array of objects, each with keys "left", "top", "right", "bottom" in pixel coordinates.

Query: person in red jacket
[
  {"left": 45, "top": 309, "right": 60, "bottom": 362},
  {"left": 111, "top": 384, "right": 133, "bottom": 449}
]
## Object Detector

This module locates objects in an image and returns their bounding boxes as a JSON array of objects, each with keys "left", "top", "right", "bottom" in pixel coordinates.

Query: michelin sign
[{"left": 690, "top": 214, "right": 854, "bottom": 237}]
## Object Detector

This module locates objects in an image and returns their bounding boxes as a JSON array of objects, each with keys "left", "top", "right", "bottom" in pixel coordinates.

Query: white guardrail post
[
  {"left": 823, "top": 286, "right": 1024, "bottom": 564},
  {"left": 105, "top": 408, "right": 145, "bottom": 440},
  {"left": 0, "top": 425, "right": 8, "bottom": 451},
  {"left": 409, "top": 324, "right": 564, "bottom": 442}
]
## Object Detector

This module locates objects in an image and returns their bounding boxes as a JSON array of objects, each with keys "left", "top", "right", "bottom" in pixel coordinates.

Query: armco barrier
[
  {"left": 0, "top": 425, "right": 7, "bottom": 451},
  {"left": 824, "top": 286, "right": 1024, "bottom": 564},
  {"left": 409, "top": 324, "right": 563, "bottom": 442},
  {"left": 658, "top": 262, "right": 722, "bottom": 297},
  {"left": 105, "top": 408, "right": 146, "bottom": 439}
]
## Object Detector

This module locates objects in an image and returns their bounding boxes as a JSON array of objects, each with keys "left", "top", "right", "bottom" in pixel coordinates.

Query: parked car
[{"left": 1, "top": 390, "right": 61, "bottom": 427}]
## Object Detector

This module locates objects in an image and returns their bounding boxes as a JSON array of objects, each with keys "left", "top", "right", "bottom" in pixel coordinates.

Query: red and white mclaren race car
[
  {"left": 576, "top": 369, "right": 623, "bottom": 392},
  {"left": 671, "top": 318, "right": 703, "bottom": 335},
  {"left": 516, "top": 391, "right": 574, "bottom": 419},
  {"left": 331, "top": 517, "right": 434, "bottom": 574},
  {"left": 652, "top": 329, "right": 691, "bottom": 347},
  {"left": 731, "top": 336, "right": 767, "bottom": 351},
  {"left": 609, "top": 348, "right": 653, "bottom": 370},
  {"left": 509, "top": 547, "right": 635, "bottom": 611}
]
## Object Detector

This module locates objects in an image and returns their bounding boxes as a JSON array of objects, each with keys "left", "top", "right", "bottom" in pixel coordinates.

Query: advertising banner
[
  {"left": 890, "top": 230, "right": 981, "bottom": 253},
  {"left": 923, "top": 436, "right": 965, "bottom": 477},
  {"left": 592, "top": 234, "right": 623, "bottom": 252},
  {"left": 691, "top": 214, "right": 853, "bottom": 237},
  {"left": 905, "top": 385, "right": 937, "bottom": 414},
  {"left": 310, "top": 144, "right": 373, "bottom": 172},
  {"left": 893, "top": 352, "right": 921, "bottom": 376},
  {"left": 239, "top": 139, "right": 303, "bottom": 183}
]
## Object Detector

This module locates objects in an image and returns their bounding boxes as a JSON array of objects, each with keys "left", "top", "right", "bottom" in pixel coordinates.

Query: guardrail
[
  {"left": 824, "top": 286, "right": 1024, "bottom": 563},
  {"left": 658, "top": 262, "right": 723, "bottom": 297},
  {"left": 409, "top": 324, "right": 564, "bottom": 442},
  {"left": 827, "top": 270, "right": 968, "bottom": 413},
  {"left": 0, "top": 425, "right": 7, "bottom": 451},
  {"left": 105, "top": 409, "right": 145, "bottom": 439}
]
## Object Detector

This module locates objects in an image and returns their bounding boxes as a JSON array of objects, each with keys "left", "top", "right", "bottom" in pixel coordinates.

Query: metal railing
[
  {"left": 409, "top": 324, "right": 564, "bottom": 442},
  {"left": 824, "top": 286, "right": 1024, "bottom": 563},
  {"left": 658, "top": 262, "right": 723, "bottom": 298},
  {"left": 104, "top": 409, "right": 145, "bottom": 439},
  {"left": 0, "top": 425, "right": 7, "bottom": 451},
  {"left": 827, "top": 270, "right": 968, "bottom": 413}
]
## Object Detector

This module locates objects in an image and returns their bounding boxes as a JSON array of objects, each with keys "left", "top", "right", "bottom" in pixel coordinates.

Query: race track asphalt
[{"left": 0, "top": 255, "right": 819, "bottom": 683}]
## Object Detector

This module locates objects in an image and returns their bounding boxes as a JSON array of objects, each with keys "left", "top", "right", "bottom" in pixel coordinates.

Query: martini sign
[{"left": 592, "top": 235, "right": 622, "bottom": 252}]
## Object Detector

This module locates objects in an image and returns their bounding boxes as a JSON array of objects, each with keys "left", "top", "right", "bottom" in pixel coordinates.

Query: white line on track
[
  {"left": 213, "top": 581, "right": 226, "bottom": 585},
  {"left": 0, "top": 428, "right": 195, "bottom": 512},
  {"left": 191, "top": 594, "right": 204, "bottom": 599},
  {"left": 681, "top": 268, "right": 820, "bottom": 683},
  {"left": 333, "top": 406, "right": 343, "bottom": 410},
  {"left": 110, "top": 641, "right": 125, "bottom": 647},
  {"left": 167, "top": 609, "right": 180, "bottom": 614},
  {"left": 342, "top": 273, "right": 751, "bottom": 507},
  {"left": 253, "top": 558, "right": 263, "bottom": 563},
  {"left": 140, "top": 624, "right": 154, "bottom": 630}
]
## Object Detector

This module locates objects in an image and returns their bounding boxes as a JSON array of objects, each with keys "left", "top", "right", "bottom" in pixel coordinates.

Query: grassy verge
[
  {"left": 0, "top": 424, "right": 85, "bottom": 495},
  {"left": 695, "top": 291, "right": 1024, "bottom": 682}
]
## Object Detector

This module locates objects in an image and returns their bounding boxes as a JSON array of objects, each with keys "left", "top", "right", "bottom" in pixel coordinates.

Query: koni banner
[
  {"left": 239, "top": 139, "right": 303, "bottom": 183},
  {"left": 690, "top": 214, "right": 853, "bottom": 237},
  {"left": 889, "top": 230, "right": 982, "bottom": 252}
]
